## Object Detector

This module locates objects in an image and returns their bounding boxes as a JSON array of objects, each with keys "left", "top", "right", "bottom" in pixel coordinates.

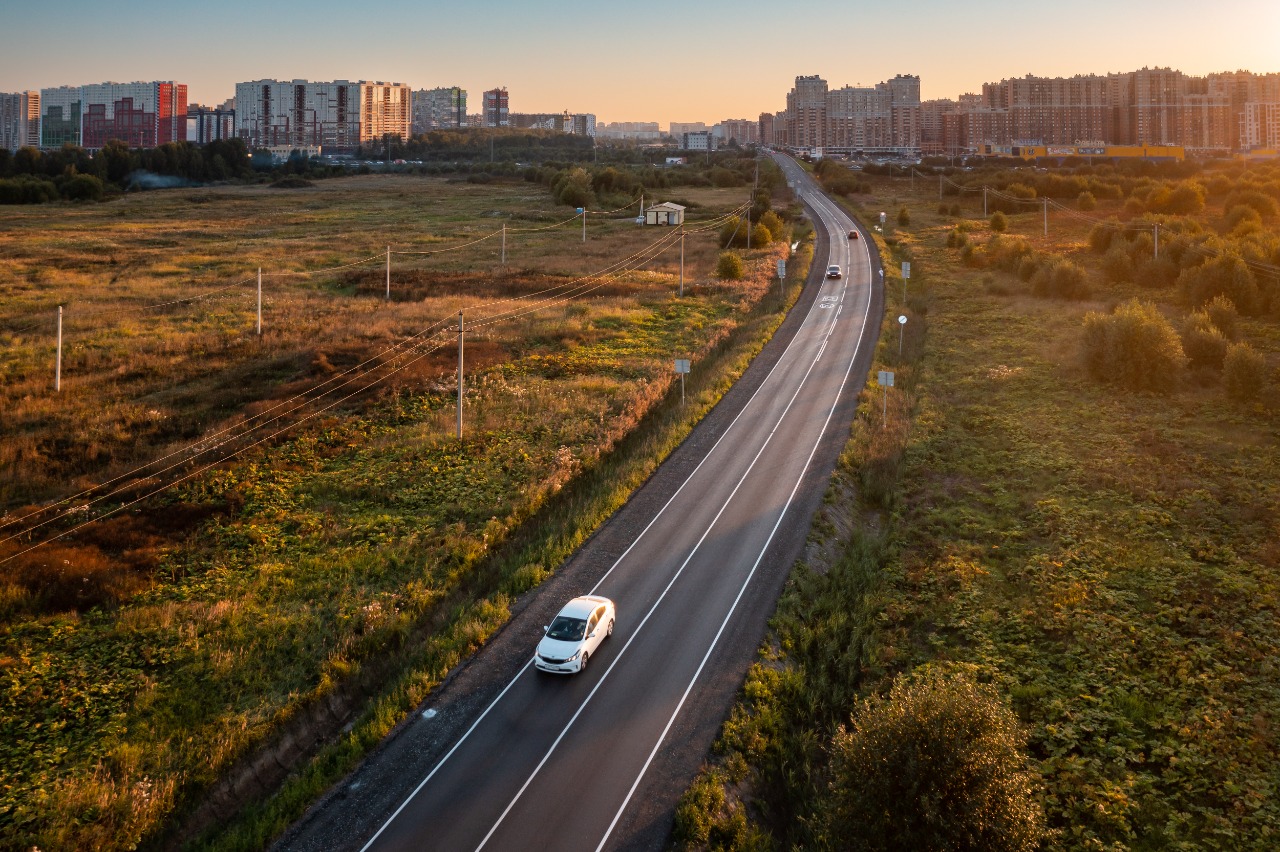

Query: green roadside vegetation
[
  {"left": 0, "top": 155, "right": 817, "bottom": 849},
  {"left": 676, "top": 157, "right": 1280, "bottom": 850}
]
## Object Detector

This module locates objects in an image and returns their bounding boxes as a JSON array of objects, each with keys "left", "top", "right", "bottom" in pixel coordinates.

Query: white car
[{"left": 535, "top": 595, "right": 615, "bottom": 674}]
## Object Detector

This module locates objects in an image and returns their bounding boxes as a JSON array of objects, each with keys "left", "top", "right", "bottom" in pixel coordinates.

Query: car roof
[{"left": 556, "top": 595, "right": 613, "bottom": 619}]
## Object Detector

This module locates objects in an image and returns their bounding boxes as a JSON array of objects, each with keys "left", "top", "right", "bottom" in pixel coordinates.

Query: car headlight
[{"left": 566, "top": 650, "right": 581, "bottom": 662}]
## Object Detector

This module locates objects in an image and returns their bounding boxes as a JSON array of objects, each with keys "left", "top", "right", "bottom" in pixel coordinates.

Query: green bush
[
  {"left": 1030, "top": 256, "right": 1089, "bottom": 300},
  {"left": 897, "top": 206, "right": 911, "bottom": 227},
  {"left": 61, "top": 173, "right": 105, "bottom": 201},
  {"left": 1204, "top": 294, "right": 1240, "bottom": 340},
  {"left": 1081, "top": 299, "right": 1187, "bottom": 392},
  {"left": 1177, "top": 254, "right": 1261, "bottom": 315},
  {"left": 949, "top": 203, "right": 962, "bottom": 216},
  {"left": 758, "top": 210, "right": 785, "bottom": 242},
  {"left": 1088, "top": 221, "right": 1118, "bottom": 254},
  {"left": 1180, "top": 311, "right": 1229, "bottom": 370},
  {"left": 1223, "top": 188, "right": 1278, "bottom": 219},
  {"left": 1077, "top": 190, "right": 1097, "bottom": 211},
  {"left": 716, "top": 251, "right": 745, "bottom": 280},
  {"left": 1134, "top": 256, "right": 1179, "bottom": 290},
  {"left": 1101, "top": 246, "right": 1133, "bottom": 283},
  {"left": 825, "top": 668, "right": 1044, "bottom": 852},
  {"left": 989, "top": 211, "right": 1008, "bottom": 233},
  {"left": 1224, "top": 342, "right": 1267, "bottom": 401},
  {"left": 750, "top": 223, "right": 771, "bottom": 247},
  {"left": 719, "top": 216, "right": 748, "bottom": 249}
]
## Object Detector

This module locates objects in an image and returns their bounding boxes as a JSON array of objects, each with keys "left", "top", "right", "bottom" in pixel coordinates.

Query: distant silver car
[
  {"left": 535, "top": 595, "right": 615, "bottom": 674},
  {"left": 826, "top": 265, "right": 842, "bottom": 279}
]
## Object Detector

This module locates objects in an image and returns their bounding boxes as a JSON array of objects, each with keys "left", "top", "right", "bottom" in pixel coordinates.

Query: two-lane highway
[{"left": 279, "top": 155, "right": 883, "bottom": 852}]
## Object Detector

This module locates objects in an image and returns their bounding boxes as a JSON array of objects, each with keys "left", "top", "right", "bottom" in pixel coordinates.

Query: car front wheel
[
  {"left": 605, "top": 619, "right": 614, "bottom": 639},
  {"left": 579, "top": 652, "right": 588, "bottom": 672}
]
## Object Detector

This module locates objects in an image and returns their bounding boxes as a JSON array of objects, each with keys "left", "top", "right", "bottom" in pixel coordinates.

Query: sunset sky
[{"left": 2, "top": 0, "right": 1277, "bottom": 126}]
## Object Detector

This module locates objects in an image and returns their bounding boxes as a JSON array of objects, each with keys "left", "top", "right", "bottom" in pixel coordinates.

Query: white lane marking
[
  {"left": 359, "top": 163, "right": 859, "bottom": 852},
  {"left": 595, "top": 184, "right": 876, "bottom": 852},
  {"left": 473, "top": 262, "right": 851, "bottom": 852}
]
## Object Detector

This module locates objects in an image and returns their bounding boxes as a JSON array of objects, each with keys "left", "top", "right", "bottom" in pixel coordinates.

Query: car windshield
[{"left": 547, "top": 615, "right": 587, "bottom": 641}]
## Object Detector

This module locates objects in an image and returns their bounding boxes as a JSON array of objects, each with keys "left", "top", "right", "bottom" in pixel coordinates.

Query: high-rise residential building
[
  {"left": 412, "top": 87, "right": 467, "bottom": 133},
  {"left": 1, "top": 90, "right": 40, "bottom": 151},
  {"left": 483, "top": 88, "right": 509, "bottom": 127},
  {"left": 188, "top": 105, "right": 236, "bottom": 144},
  {"left": 757, "top": 112, "right": 779, "bottom": 147},
  {"left": 715, "top": 118, "right": 759, "bottom": 145},
  {"left": 359, "top": 82, "right": 411, "bottom": 144},
  {"left": 234, "top": 79, "right": 407, "bottom": 151},
  {"left": 785, "top": 75, "right": 828, "bottom": 149},
  {"left": 780, "top": 74, "right": 919, "bottom": 152},
  {"left": 1242, "top": 102, "right": 1280, "bottom": 149},
  {"left": 37, "top": 81, "right": 186, "bottom": 150}
]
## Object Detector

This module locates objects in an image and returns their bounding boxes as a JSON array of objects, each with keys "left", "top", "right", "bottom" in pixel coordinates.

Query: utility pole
[
  {"left": 679, "top": 224, "right": 685, "bottom": 297},
  {"left": 1043, "top": 198, "right": 1048, "bottom": 237},
  {"left": 501, "top": 223, "right": 506, "bottom": 265},
  {"left": 581, "top": 208, "right": 586, "bottom": 243},
  {"left": 456, "top": 310, "right": 464, "bottom": 439},
  {"left": 1154, "top": 223, "right": 1160, "bottom": 259},
  {"left": 55, "top": 305, "right": 62, "bottom": 392},
  {"left": 257, "top": 268, "right": 262, "bottom": 336},
  {"left": 983, "top": 187, "right": 988, "bottom": 218},
  {"left": 385, "top": 246, "right": 391, "bottom": 301}
]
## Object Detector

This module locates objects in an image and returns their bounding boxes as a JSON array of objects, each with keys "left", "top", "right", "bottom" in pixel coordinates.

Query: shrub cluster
[{"left": 1082, "top": 299, "right": 1187, "bottom": 392}]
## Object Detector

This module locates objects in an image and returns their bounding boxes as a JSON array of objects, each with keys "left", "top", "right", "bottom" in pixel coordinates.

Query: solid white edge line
[
  {"left": 359, "top": 160, "right": 841, "bottom": 852},
  {"left": 474, "top": 207, "right": 850, "bottom": 849},
  {"left": 594, "top": 170, "right": 876, "bottom": 851}
]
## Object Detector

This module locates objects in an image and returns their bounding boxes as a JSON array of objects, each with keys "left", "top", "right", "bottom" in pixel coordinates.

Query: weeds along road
[{"left": 277, "top": 155, "right": 884, "bottom": 852}]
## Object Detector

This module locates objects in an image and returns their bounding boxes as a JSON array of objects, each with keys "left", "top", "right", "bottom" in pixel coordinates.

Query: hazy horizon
[{"left": 2, "top": 0, "right": 1278, "bottom": 126}]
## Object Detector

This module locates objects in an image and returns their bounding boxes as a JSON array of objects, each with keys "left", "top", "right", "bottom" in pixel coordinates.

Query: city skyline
[{"left": 2, "top": 0, "right": 1278, "bottom": 125}]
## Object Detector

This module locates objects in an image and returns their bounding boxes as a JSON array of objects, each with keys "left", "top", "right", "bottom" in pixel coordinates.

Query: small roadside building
[{"left": 644, "top": 202, "right": 686, "bottom": 226}]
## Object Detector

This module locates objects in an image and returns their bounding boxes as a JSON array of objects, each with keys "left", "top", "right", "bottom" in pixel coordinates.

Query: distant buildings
[
  {"left": 187, "top": 105, "right": 236, "bottom": 144},
  {"left": 714, "top": 119, "right": 758, "bottom": 146},
  {"left": 483, "top": 88, "right": 509, "bottom": 128},
  {"left": 15, "top": 81, "right": 187, "bottom": 151},
  {"left": 920, "top": 68, "right": 1280, "bottom": 156},
  {"left": 413, "top": 87, "right": 467, "bottom": 133},
  {"left": 669, "top": 121, "right": 709, "bottom": 137},
  {"left": 596, "top": 121, "right": 661, "bottom": 141},
  {"left": 781, "top": 74, "right": 920, "bottom": 154},
  {"left": 0, "top": 90, "right": 39, "bottom": 151},
  {"left": 233, "top": 80, "right": 409, "bottom": 151},
  {"left": 509, "top": 111, "right": 596, "bottom": 136}
]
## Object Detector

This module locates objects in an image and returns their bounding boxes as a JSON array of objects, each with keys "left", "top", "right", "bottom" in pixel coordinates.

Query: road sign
[
  {"left": 879, "top": 211, "right": 887, "bottom": 224},
  {"left": 776, "top": 259, "right": 786, "bottom": 279},
  {"left": 898, "top": 315, "right": 907, "bottom": 325},
  {"left": 902, "top": 262, "right": 911, "bottom": 279},
  {"left": 878, "top": 370, "right": 895, "bottom": 387},
  {"left": 674, "top": 359, "right": 691, "bottom": 374}
]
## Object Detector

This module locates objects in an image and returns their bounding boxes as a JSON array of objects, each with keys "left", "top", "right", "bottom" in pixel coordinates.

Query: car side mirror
[
  {"left": 587, "top": 630, "right": 597, "bottom": 639},
  {"left": 543, "top": 626, "right": 549, "bottom": 634}
]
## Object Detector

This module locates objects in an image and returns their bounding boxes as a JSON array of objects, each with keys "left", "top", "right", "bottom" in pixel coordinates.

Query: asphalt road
[{"left": 277, "top": 155, "right": 884, "bottom": 852}]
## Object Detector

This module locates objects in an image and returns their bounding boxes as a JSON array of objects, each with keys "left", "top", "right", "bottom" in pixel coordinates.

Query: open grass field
[
  {"left": 675, "top": 162, "right": 1280, "bottom": 849},
  {"left": 0, "top": 173, "right": 808, "bottom": 849}
]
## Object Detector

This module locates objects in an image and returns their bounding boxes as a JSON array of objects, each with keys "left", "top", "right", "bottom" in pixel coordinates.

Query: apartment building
[
  {"left": 34, "top": 81, "right": 186, "bottom": 150},
  {"left": 412, "top": 86, "right": 467, "bottom": 133},
  {"left": 234, "top": 80, "right": 408, "bottom": 151},
  {"left": 483, "top": 88, "right": 509, "bottom": 127},
  {"left": 779, "top": 74, "right": 921, "bottom": 153},
  {"left": 0, "top": 90, "right": 40, "bottom": 151},
  {"left": 188, "top": 105, "right": 236, "bottom": 144},
  {"left": 360, "top": 82, "right": 411, "bottom": 145},
  {"left": 715, "top": 118, "right": 759, "bottom": 145},
  {"left": 509, "top": 112, "right": 596, "bottom": 135}
]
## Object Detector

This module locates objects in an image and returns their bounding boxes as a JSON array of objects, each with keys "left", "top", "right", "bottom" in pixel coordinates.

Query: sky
[{"left": 2, "top": 0, "right": 1278, "bottom": 127}]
